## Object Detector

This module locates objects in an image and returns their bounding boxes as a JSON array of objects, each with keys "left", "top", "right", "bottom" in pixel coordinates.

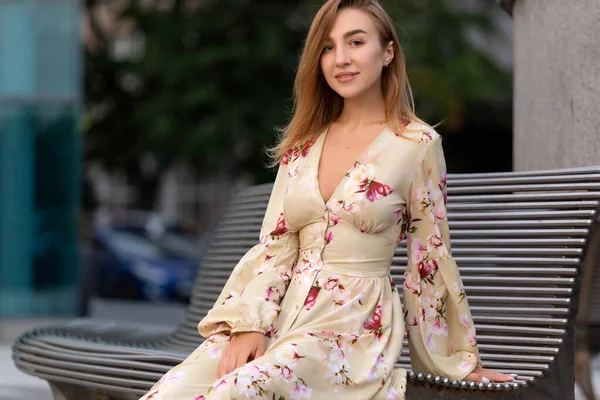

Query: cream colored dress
[{"left": 140, "top": 121, "right": 481, "bottom": 400}]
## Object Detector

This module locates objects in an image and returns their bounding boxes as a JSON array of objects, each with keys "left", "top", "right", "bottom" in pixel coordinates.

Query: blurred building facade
[{"left": 0, "top": 0, "right": 81, "bottom": 317}]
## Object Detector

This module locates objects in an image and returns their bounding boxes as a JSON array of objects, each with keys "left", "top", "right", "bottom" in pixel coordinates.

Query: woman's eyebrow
[{"left": 327, "top": 29, "right": 368, "bottom": 41}]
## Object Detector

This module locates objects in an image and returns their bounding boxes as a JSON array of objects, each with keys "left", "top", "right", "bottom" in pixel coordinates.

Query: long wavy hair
[{"left": 269, "top": 0, "right": 426, "bottom": 165}]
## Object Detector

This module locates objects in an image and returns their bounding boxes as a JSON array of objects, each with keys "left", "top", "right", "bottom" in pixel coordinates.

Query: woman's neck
[{"left": 336, "top": 87, "right": 387, "bottom": 129}]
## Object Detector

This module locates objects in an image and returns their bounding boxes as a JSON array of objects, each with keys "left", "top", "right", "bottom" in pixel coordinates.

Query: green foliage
[
  {"left": 383, "top": 0, "right": 510, "bottom": 131},
  {"left": 85, "top": 0, "right": 510, "bottom": 203}
]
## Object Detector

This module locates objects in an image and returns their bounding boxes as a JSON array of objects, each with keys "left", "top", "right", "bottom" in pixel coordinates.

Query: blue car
[{"left": 88, "top": 216, "right": 203, "bottom": 303}]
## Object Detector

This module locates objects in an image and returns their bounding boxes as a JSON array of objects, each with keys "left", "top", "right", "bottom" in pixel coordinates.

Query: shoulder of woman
[{"left": 394, "top": 120, "right": 440, "bottom": 145}]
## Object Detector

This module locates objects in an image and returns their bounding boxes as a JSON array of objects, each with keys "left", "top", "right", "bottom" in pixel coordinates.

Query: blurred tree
[
  {"left": 84, "top": 0, "right": 511, "bottom": 209},
  {"left": 85, "top": 0, "right": 309, "bottom": 209},
  {"left": 382, "top": 0, "right": 513, "bottom": 172}
]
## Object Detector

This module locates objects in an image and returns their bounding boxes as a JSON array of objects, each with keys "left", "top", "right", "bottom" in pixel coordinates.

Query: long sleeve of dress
[
  {"left": 198, "top": 161, "right": 299, "bottom": 338},
  {"left": 402, "top": 134, "right": 482, "bottom": 381}
]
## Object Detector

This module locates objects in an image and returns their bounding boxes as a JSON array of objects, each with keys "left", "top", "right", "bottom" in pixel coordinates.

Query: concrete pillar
[{"left": 513, "top": 0, "right": 600, "bottom": 170}]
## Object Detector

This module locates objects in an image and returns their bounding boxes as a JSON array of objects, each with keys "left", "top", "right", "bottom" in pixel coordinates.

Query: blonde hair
[{"left": 270, "top": 0, "right": 427, "bottom": 165}]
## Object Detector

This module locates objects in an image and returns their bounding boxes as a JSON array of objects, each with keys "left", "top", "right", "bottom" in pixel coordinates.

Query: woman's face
[{"left": 320, "top": 8, "right": 393, "bottom": 100}]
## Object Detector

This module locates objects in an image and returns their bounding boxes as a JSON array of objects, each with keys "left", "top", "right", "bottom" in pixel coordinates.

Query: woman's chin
[{"left": 332, "top": 86, "right": 364, "bottom": 100}]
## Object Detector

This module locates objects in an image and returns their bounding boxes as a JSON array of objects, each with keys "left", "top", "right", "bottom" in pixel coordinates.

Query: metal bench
[{"left": 12, "top": 166, "right": 600, "bottom": 400}]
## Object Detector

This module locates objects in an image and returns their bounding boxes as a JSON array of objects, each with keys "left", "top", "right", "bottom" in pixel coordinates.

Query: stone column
[{"left": 513, "top": 0, "right": 600, "bottom": 170}]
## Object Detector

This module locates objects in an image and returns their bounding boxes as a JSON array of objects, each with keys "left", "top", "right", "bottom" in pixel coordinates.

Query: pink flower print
[
  {"left": 394, "top": 207, "right": 408, "bottom": 232},
  {"left": 406, "top": 211, "right": 422, "bottom": 235},
  {"left": 418, "top": 258, "right": 438, "bottom": 280},
  {"left": 325, "top": 231, "right": 334, "bottom": 244},
  {"left": 372, "top": 352, "right": 386, "bottom": 369},
  {"left": 419, "top": 129, "right": 434, "bottom": 144},
  {"left": 388, "top": 275, "right": 397, "bottom": 292},
  {"left": 194, "top": 396, "right": 206, "bottom": 400},
  {"left": 256, "top": 254, "right": 274, "bottom": 275},
  {"left": 386, "top": 386, "right": 402, "bottom": 400},
  {"left": 321, "top": 276, "right": 340, "bottom": 291},
  {"left": 304, "top": 285, "right": 321, "bottom": 310},
  {"left": 276, "top": 342, "right": 303, "bottom": 367},
  {"left": 291, "top": 381, "right": 312, "bottom": 399},
  {"left": 366, "top": 366, "right": 379, "bottom": 382},
  {"left": 365, "top": 180, "right": 393, "bottom": 202},
  {"left": 458, "top": 353, "right": 479, "bottom": 372},
  {"left": 433, "top": 198, "right": 447, "bottom": 222},
  {"left": 439, "top": 171, "right": 447, "bottom": 193},
  {"left": 270, "top": 213, "right": 288, "bottom": 236},
  {"left": 265, "top": 286, "right": 278, "bottom": 301},
  {"left": 300, "top": 137, "right": 317, "bottom": 158},
  {"left": 458, "top": 314, "right": 471, "bottom": 328},
  {"left": 265, "top": 324, "right": 277, "bottom": 338},
  {"left": 403, "top": 271, "right": 421, "bottom": 296},
  {"left": 168, "top": 371, "right": 185, "bottom": 382},
  {"left": 288, "top": 164, "right": 300, "bottom": 179},
  {"left": 412, "top": 183, "right": 430, "bottom": 213},
  {"left": 409, "top": 238, "right": 426, "bottom": 265},
  {"left": 394, "top": 208, "right": 404, "bottom": 221},
  {"left": 426, "top": 178, "right": 442, "bottom": 201},
  {"left": 207, "top": 345, "right": 222, "bottom": 360},
  {"left": 282, "top": 138, "right": 316, "bottom": 166},
  {"left": 213, "top": 378, "right": 228, "bottom": 390},
  {"left": 356, "top": 219, "right": 367, "bottom": 233},
  {"left": 431, "top": 319, "right": 448, "bottom": 336},
  {"left": 363, "top": 305, "right": 384, "bottom": 340},
  {"left": 427, "top": 230, "right": 445, "bottom": 253},
  {"left": 425, "top": 334, "right": 436, "bottom": 350},
  {"left": 465, "top": 326, "right": 477, "bottom": 347},
  {"left": 330, "top": 214, "right": 340, "bottom": 226},
  {"left": 282, "top": 149, "right": 291, "bottom": 165},
  {"left": 408, "top": 315, "right": 418, "bottom": 328},
  {"left": 327, "top": 199, "right": 344, "bottom": 214},
  {"left": 422, "top": 292, "right": 440, "bottom": 321}
]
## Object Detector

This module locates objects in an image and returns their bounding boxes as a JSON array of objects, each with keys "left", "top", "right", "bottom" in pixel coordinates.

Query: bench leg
[
  {"left": 49, "top": 382, "right": 70, "bottom": 400},
  {"left": 575, "top": 327, "right": 597, "bottom": 400}
]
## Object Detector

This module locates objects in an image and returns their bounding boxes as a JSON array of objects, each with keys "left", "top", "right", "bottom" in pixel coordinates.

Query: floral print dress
[{"left": 140, "top": 121, "right": 481, "bottom": 400}]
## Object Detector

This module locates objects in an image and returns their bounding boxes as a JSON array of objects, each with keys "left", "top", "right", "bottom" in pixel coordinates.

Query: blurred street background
[{"left": 0, "top": 0, "right": 598, "bottom": 399}]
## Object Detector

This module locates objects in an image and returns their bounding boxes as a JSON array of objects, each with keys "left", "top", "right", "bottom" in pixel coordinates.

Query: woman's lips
[{"left": 335, "top": 72, "right": 358, "bottom": 83}]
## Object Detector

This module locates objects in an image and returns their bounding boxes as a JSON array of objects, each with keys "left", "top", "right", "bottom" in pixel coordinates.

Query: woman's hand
[
  {"left": 217, "top": 332, "right": 266, "bottom": 379},
  {"left": 465, "top": 367, "right": 516, "bottom": 383}
]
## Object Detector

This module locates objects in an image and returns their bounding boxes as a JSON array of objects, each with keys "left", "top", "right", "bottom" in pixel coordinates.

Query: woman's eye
[
  {"left": 350, "top": 40, "right": 363, "bottom": 46},
  {"left": 323, "top": 45, "right": 334, "bottom": 52}
]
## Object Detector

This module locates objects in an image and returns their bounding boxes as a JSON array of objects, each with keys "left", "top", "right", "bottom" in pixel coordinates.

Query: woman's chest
[{"left": 283, "top": 132, "right": 421, "bottom": 234}]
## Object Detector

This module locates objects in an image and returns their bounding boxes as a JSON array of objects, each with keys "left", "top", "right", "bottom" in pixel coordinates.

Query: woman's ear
[{"left": 384, "top": 41, "right": 394, "bottom": 66}]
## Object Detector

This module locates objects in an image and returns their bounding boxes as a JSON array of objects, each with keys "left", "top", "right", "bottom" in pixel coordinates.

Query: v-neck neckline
[{"left": 315, "top": 125, "right": 389, "bottom": 207}]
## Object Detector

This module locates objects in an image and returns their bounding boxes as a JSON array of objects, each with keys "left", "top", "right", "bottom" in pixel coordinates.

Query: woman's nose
[{"left": 335, "top": 48, "right": 351, "bottom": 67}]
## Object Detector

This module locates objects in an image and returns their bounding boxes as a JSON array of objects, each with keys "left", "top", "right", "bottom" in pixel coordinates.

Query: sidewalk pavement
[{"left": 0, "top": 318, "right": 61, "bottom": 400}]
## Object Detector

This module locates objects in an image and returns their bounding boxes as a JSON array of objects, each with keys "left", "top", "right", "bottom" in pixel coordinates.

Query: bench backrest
[
  {"left": 166, "top": 166, "right": 600, "bottom": 386},
  {"left": 397, "top": 166, "right": 600, "bottom": 385}
]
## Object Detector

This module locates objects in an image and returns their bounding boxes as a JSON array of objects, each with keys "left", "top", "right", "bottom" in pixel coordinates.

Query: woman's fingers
[
  {"left": 464, "top": 371, "right": 481, "bottom": 382},
  {"left": 217, "top": 350, "right": 229, "bottom": 378},
  {"left": 226, "top": 351, "right": 238, "bottom": 376},
  {"left": 482, "top": 369, "right": 513, "bottom": 382},
  {"left": 234, "top": 350, "right": 250, "bottom": 371},
  {"left": 255, "top": 339, "right": 266, "bottom": 359},
  {"left": 465, "top": 368, "right": 515, "bottom": 383},
  {"left": 216, "top": 333, "right": 266, "bottom": 378},
  {"left": 474, "top": 368, "right": 514, "bottom": 383}
]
